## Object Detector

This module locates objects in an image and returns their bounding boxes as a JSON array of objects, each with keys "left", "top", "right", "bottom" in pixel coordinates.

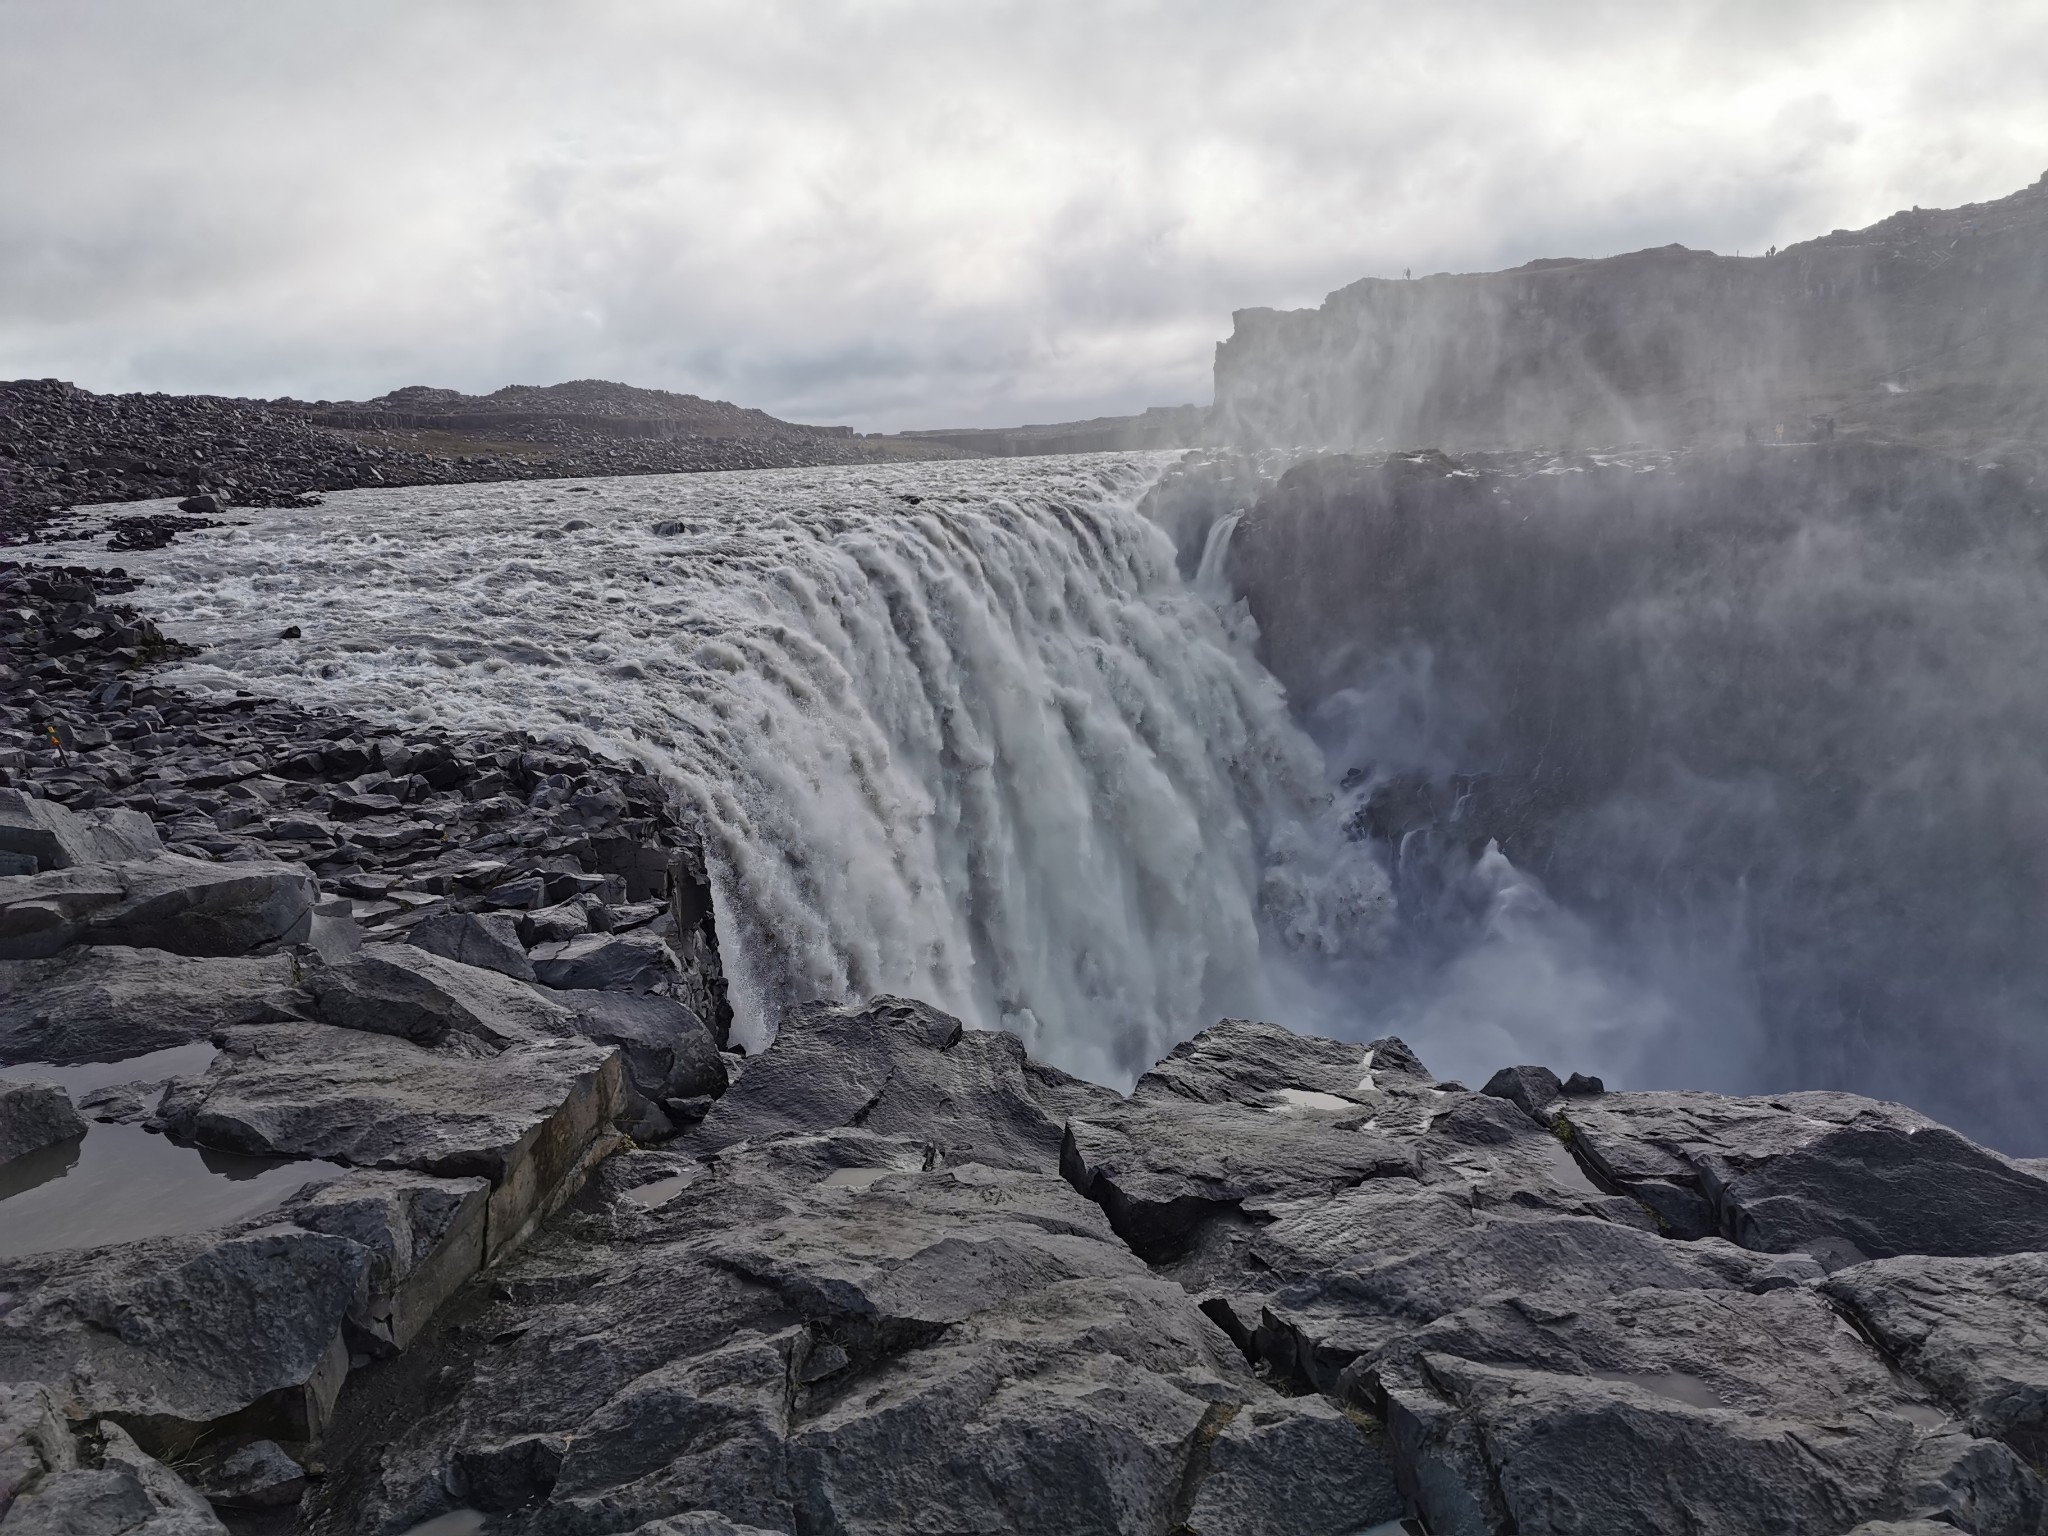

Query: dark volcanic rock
[
  {"left": 688, "top": 994, "right": 1118, "bottom": 1173},
  {"left": 308, "top": 1128, "right": 1396, "bottom": 1536},
  {"left": 0, "top": 1081, "right": 84, "bottom": 1165}
]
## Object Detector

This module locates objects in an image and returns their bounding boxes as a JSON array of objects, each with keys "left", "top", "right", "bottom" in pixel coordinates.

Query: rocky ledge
[{"left": 3, "top": 565, "right": 2047, "bottom": 1535}]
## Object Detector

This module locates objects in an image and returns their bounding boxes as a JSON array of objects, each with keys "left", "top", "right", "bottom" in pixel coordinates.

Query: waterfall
[{"left": 128, "top": 456, "right": 1392, "bottom": 1086}]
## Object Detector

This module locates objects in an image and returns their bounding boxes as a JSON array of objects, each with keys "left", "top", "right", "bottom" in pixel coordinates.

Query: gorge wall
[
  {"left": 1211, "top": 172, "right": 2048, "bottom": 460},
  {"left": 1218, "top": 441, "right": 2048, "bottom": 1156}
]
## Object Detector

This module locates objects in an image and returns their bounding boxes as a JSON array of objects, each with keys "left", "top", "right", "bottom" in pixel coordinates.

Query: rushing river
[{"left": 105, "top": 454, "right": 1388, "bottom": 1086}]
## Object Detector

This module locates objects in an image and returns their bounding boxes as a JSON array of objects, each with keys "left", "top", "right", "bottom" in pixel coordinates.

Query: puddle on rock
[
  {"left": 1539, "top": 1135, "right": 1608, "bottom": 1197},
  {"left": 0, "top": 1042, "right": 344, "bottom": 1256},
  {"left": 0, "top": 1041, "right": 218, "bottom": 1097},
  {"left": 620, "top": 1168, "right": 703, "bottom": 1208},
  {"left": 1267, "top": 1088, "right": 1357, "bottom": 1114},
  {"left": 1590, "top": 1369, "right": 1727, "bottom": 1410},
  {"left": 821, "top": 1167, "right": 897, "bottom": 1189},
  {"left": 397, "top": 1512, "right": 487, "bottom": 1536}
]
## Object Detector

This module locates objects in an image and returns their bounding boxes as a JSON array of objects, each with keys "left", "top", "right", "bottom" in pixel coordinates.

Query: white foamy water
[{"left": 101, "top": 455, "right": 1389, "bottom": 1085}]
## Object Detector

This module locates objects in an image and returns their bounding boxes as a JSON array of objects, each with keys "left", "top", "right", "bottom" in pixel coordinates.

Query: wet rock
[
  {"left": 529, "top": 929, "right": 674, "bottom": 992},
  {"left": 0, "top": 945, "right": 301, "bottom": 1064},
  {"left": 689, "top": 994, "right": 1117, "bottom": 1173},
  {"left": 1824, "top": 1251, "right": 2048, "bottom": 1468},
  {"left": 307, "top": 943, "right": 575, "bottom": 1049},
  {"left": 0, "top": 1081, "right": 84, "bottom": 1166},
  {"left": 154, "top": 1023, "right": 624, "bottom": 1263},
  {"left": 556, "top": 990, "right": 726, "bottom": 1102},
  {"left": 0, "top": 855, "right": 315, "bottom": 960},
  {"left": 405, "top": 910, "right": 535, "bottom": 981}
]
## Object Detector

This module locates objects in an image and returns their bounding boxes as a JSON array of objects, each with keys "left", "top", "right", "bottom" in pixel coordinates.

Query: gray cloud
[{"left": 2, "top": 0, "right": 2043, "bottom": 428}]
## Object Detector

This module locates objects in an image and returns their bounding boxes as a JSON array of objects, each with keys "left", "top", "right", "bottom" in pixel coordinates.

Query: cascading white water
[{"left": 110, "top": 454, "right": 1389, "bottom": 1085}]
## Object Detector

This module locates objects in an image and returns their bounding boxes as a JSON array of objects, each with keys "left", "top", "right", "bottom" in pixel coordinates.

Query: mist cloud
[{"left": 3, "top": 0, "right": 2044, "bottom": 428}]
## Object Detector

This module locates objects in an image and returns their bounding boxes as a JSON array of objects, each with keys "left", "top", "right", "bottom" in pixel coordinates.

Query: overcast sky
[{"left": 3, "top": 1, "right": 2044, "bottom": 430}]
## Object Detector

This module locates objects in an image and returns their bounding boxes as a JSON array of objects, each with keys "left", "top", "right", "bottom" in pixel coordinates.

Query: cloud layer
[{"left": 3, "top": 0, "right": 2044, "bottom": 428}]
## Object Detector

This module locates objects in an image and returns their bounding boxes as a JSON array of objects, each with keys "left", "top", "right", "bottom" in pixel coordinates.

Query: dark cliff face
[
  {"left": 1212, "top": 172, "right": 2048, "bottom": 458},
  {"left": 1225, "top": 442, "right": 2048, "bottom": 1153}
]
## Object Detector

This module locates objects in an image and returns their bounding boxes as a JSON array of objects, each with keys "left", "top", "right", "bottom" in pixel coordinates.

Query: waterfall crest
[{"left": 131, "top": 455, "right": 1389, "bottom": 1085}]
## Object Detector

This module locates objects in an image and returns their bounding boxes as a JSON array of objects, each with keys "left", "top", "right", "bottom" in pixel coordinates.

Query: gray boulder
[
  {"left": 529, "top": 930, "right": 674, "bottom": 993},
  {"left": 405, "top": 910, "right": 535, "bottom": 982},
  {"left": 0, "top": 946, "right": 302, "bottom": 1065},
  {"left": 689, "top": 994, "right": 1117, "bottom": 1173},
  {"left": 155, "top": 1023, "right": 623, "bottom": 1263},
  {"left": 307, "top": 943, "right": 575, "bottom": 1049},
  {"left": 1824, "top": 1251, "right": 2048, "bottom": 1469},
  {"left": 0, "top": 856, "right": 315, "bottom": 961},
  {"left": 1559, "top": 1090, "right": 2048, "bottom": 1263},
  {"left": 558, "top": 990, "right": 726, "bottom": 1102},
  {"left": 0, "top": 788, "right": 162, "bottom": 873},
  {"left": 0, "top": 1082, "right": 84, "bottom": 1166}
]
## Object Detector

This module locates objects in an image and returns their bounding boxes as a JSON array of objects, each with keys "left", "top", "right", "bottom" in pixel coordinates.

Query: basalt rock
[{"left": 687, "top": 994, "right": 1117, "bottom": 1173}]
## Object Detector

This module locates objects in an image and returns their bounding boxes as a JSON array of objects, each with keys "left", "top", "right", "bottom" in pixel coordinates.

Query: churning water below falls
[{"left": 117, "top": 454, "right": 1396, "bottom": 1088}]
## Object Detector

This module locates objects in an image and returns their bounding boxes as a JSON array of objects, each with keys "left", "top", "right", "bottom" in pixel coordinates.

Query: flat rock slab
[
  {"left": 0, "top": 945, "right": 302, "bottom": 1065},
  {"left": 0, "top": 1168, "right": 489, "bottom": 1462},
  {"left": 307, "top": 943, "right": 576, "bottom": 1049},
  {"left": 689, "top": 994, "right": 1118, "bottom": 1174},
  {"left": 1559, "top": 1090, "right": 2048, "bottom": 1263},
  {"left": 0, "top": 855, "right": 315, "bottom": 961},
  {"left": 0, "top": 1081, "right": 84, "bottom": 1166},
  {"left": 155, "top": 1022, "right": 621, "bottom": 1262}
]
